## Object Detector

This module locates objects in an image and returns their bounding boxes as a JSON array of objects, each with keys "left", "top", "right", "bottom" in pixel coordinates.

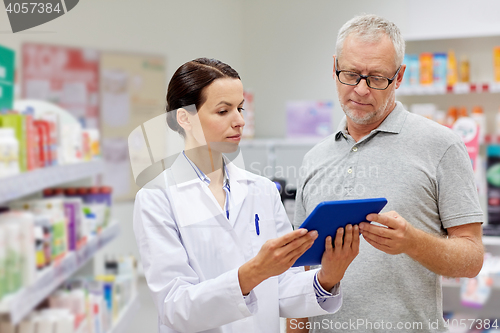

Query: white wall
[
  {"left": 0, "top": 0, "right": 245, "bottom": 90},
  {"left": 240, "top": 0, "right": 411, "bottom": 137}
]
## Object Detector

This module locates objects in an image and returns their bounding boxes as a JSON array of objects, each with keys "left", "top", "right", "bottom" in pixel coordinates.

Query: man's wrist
[{"left": 404, "top": 224, "right": 421, "bottom": 259}]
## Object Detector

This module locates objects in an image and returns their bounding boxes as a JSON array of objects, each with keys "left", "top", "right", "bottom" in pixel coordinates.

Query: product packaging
[
  {"left": 3, "top": 220, "right": 22, "bottom": 294},
  {"left": 494, "top": 46, "right": 500, "bottom": 82},
  {"left": 82, "top": 128, "right": 100, "bottom": 160},
  {"left": 457, "top": 107, "right": 468, "bottom": 119},
  {"left": 95, "top": 275, "right": 116, "bottom": 323},
  {"left": 433, "top": 53, "right": 447, "bottom": 88},
  {"left": 471, "top": 106, "right": 485, "bottom": 145},
  {"left": 0, "top": 127, "right": 20, "bottom": 178},
  {"left": 486, "top": 145, "right": 500, "bottom": 225},
  {"left": 39, "top": 113, "right": 59, "bottom": 166},
  {"left": 0, "top": 114, "right": 28, "bottom": 172},
  {"left": 34, "top": 225, "right": 45, "bottom": 270},
  {"left": 17, "top": 211, "right": 36, "bottom": 287},
  {"left": 459, "top": 56, "right": 470, "bottom": 83},
  {"left": 419, "top": 53, "right": 433, "bottom": 85},
  {"left": 0, "top": 44, "right": 15, "bottom": 110},
  {"left": 33, "top": 120, "right": 49, "bottom": 168},
  {"left": 34, "top": 215, "right": 52, "bottom": 268},
  {"left": 445, "top": 106, "right": 458, "bottom": 127},
  {"left": 405, "top": 54, "right": 419, "bottom": 86},
  {"left": 15, "top": 199, "right": 67, "bottom": 261},
  {"left": 63, "top": 198, "right": 83, "bottom": 251},
  {"left": 447, "top": 49, "right": 458, "bottom": 86}
]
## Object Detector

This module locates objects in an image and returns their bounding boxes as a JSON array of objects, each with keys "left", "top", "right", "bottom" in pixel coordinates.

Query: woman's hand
[
  {"left": 317, "top": 224, "right": 360, "bottom": 291},
  {"left": 238, "top": 228, "right": 318, "bottom": 295}
]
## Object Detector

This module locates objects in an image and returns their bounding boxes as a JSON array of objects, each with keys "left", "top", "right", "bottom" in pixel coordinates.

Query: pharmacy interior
[{"left": 1, "top": 1, "right": 500, "bottom": 332}]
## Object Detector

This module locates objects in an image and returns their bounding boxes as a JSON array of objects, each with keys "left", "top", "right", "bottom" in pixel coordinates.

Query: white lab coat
[{"left": 133, "top": 153, "right": 342, "bottom": 333}]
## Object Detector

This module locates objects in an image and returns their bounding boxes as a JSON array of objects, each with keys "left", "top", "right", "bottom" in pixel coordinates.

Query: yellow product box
[
  {"left": 419, "top": 53, "right": 433, "bottom": 85},
  {"left": 494, "top": 46, "right": 500, "bottom": 83}
]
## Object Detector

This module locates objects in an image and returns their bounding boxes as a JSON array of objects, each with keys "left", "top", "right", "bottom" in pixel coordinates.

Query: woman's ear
[{"left": 177, "top": 108, "right": 191, "bottom": 131}]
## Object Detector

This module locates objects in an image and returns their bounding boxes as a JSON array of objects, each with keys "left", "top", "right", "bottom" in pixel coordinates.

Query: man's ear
[
  {"left": 177, "top": 108, "right": 191, "bottom": 131},
  {"left": 333, "top": 55, "right": 337, "bottom": 80},
  {"left": 394, "top": 64, "right": 406, "bottom": 89}
]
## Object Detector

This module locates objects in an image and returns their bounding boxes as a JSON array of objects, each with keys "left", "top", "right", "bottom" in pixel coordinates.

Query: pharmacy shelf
[
  {"left": 76, "top": 320, "right": 89, "bottom": 333},
  {"left": 397, "top": 82, "right": 500, "bottom": 96},
  {"left": 404, "top": 31, "right": 500, "bottom": 42},
  {"left": 0, "top": 160, "right": 105, "bottom": 204},
  {"left": 108, "top": 294, "right": 140, "bottom": 333},
  {"left": 484, "top": 236, "right": 500, "bottom": 246},
  {"left": 74, "top": 293, "right": 140, "bottom": 333},
  {"left": 0, "top": 222, "right": 120, "bottom": 325}
]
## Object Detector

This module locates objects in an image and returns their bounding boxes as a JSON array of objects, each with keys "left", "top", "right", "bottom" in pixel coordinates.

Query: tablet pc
[{"left": 292, "top": 197, "right": 387, "bottom": 267}]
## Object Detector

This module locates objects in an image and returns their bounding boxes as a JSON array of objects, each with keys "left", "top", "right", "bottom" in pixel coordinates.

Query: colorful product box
[
  {"left": 494, "top": 46, "right": 500, "bottom": 83},
  {"left": 0, "top": 114, "right": 28, "bottom": 172},
  {"left": 487, "top": 145, "right": 500, "bottom": 225},
  {"left": 433, "top": 53, "right": 447, "bottom": 87},
  {"left": 0, "top": 45, "right": 15, "bottom": 110},
  {"left": 34, "top": 120, "right": 50, "bottom": 167},
  {"left": 419, "top": 53, "right": 433, "bottom": 85},
  {"left": 63, "top": 198, "right": 82, "bottom": 251}
]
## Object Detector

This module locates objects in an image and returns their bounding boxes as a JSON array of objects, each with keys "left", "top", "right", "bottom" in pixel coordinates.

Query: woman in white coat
[{"left": 133, "top": 58, "right": 360, "bottom": 333}]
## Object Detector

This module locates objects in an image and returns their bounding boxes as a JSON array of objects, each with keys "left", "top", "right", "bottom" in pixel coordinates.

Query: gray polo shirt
[{"left": 294, "top": 101, "right": 483, "bottom": 333}]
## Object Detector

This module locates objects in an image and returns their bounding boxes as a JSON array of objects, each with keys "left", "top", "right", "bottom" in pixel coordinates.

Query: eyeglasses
[{"left": 335, "top": 59, "right": 401, "bottom": 90}]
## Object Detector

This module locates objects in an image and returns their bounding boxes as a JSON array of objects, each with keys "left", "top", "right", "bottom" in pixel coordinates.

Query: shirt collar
[
  {"left": 335, "top": 101, "right": 408, "bottom": 140},
  {"left": 182, "top": 151, "right": 230, "bottom": 188}
]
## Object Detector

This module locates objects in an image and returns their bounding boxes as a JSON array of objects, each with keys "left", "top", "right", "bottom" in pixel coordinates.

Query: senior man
[{"left": 289, "top": 14, "right": 484, "bottom": 333}]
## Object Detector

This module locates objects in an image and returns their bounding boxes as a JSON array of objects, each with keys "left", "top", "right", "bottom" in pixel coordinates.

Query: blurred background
[{"left": 1, "top": 1, "right": 500, "bottom": 332}]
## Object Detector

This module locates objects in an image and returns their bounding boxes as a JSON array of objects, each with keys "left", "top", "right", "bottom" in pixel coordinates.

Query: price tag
[{"left": 453, "top": 83, "right": 471, "bottom": 94}]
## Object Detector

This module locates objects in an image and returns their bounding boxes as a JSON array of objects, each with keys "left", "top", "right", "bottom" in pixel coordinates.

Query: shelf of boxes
[
  {"left": 0, "top": 222, "right": 120, "bottom": 325},
  {"left": 74, "top": 293, "right": 139, "bottom": 333},
  {"left": 0, "top": 160, "right": 105, "bottom": 204},
  {"left": 397, "top": 82, "right": 500, "bottom": 96}
]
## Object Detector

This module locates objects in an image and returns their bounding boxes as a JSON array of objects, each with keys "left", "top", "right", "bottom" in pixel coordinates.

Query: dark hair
[{"left": 166, "top": 58, "right": 241, "bottom": 137}]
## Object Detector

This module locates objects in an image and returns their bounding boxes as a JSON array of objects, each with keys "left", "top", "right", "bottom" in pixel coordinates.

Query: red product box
[{"left": 34, "top": 120, "right": 50, "bottom": 167}]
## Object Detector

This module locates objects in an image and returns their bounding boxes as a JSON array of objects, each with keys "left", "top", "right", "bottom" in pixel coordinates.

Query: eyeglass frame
[{"left": 335, "top": 58, "right": 402, "bottom": 90}]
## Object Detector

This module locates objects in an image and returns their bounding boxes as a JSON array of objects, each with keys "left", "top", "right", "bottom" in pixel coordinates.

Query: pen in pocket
[{"left": 255, "top": 214, "right": 260, "bottom": 235}]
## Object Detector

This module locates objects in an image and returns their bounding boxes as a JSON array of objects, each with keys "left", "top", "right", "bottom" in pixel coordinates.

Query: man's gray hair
[{"left": 336, "top": 14, "right": 405, "bottom": 68}]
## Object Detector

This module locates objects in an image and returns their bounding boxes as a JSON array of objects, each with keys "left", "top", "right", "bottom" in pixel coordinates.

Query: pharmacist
[
  {"left": 291, "top": 15, "right": 484, "bottom": 333},
  {"left": 133, "top": 58, "right": 360, "bottom": 333}
]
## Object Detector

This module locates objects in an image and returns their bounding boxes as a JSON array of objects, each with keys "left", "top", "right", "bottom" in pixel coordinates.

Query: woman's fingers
[
  {"left": 276, "top": 228, "right": 309, "bottom": 246},
  {"left": 288, "top": 233, "right": 317, "bottom": 262}
]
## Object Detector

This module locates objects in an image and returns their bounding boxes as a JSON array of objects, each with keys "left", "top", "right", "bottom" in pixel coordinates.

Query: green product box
[
  {"left": 0, "top": 114, "right": 27, "bottom": 172},
  {"left": 0, "top": 44, "right": 15, "bottom": 110},
  {"left": 0, "top": 82, "right": 14, "bottom": 111}
]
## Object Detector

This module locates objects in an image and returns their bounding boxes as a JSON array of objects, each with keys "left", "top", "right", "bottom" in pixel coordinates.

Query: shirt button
[
  {"left": 347, "top": 168, "right": 353, "bottom": 174},
  {"left": 238, "top": 303, "right": 247, "bottom": 312},
  {"left": 352, "top": 147, "right": 358, "bottom": 152}
]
